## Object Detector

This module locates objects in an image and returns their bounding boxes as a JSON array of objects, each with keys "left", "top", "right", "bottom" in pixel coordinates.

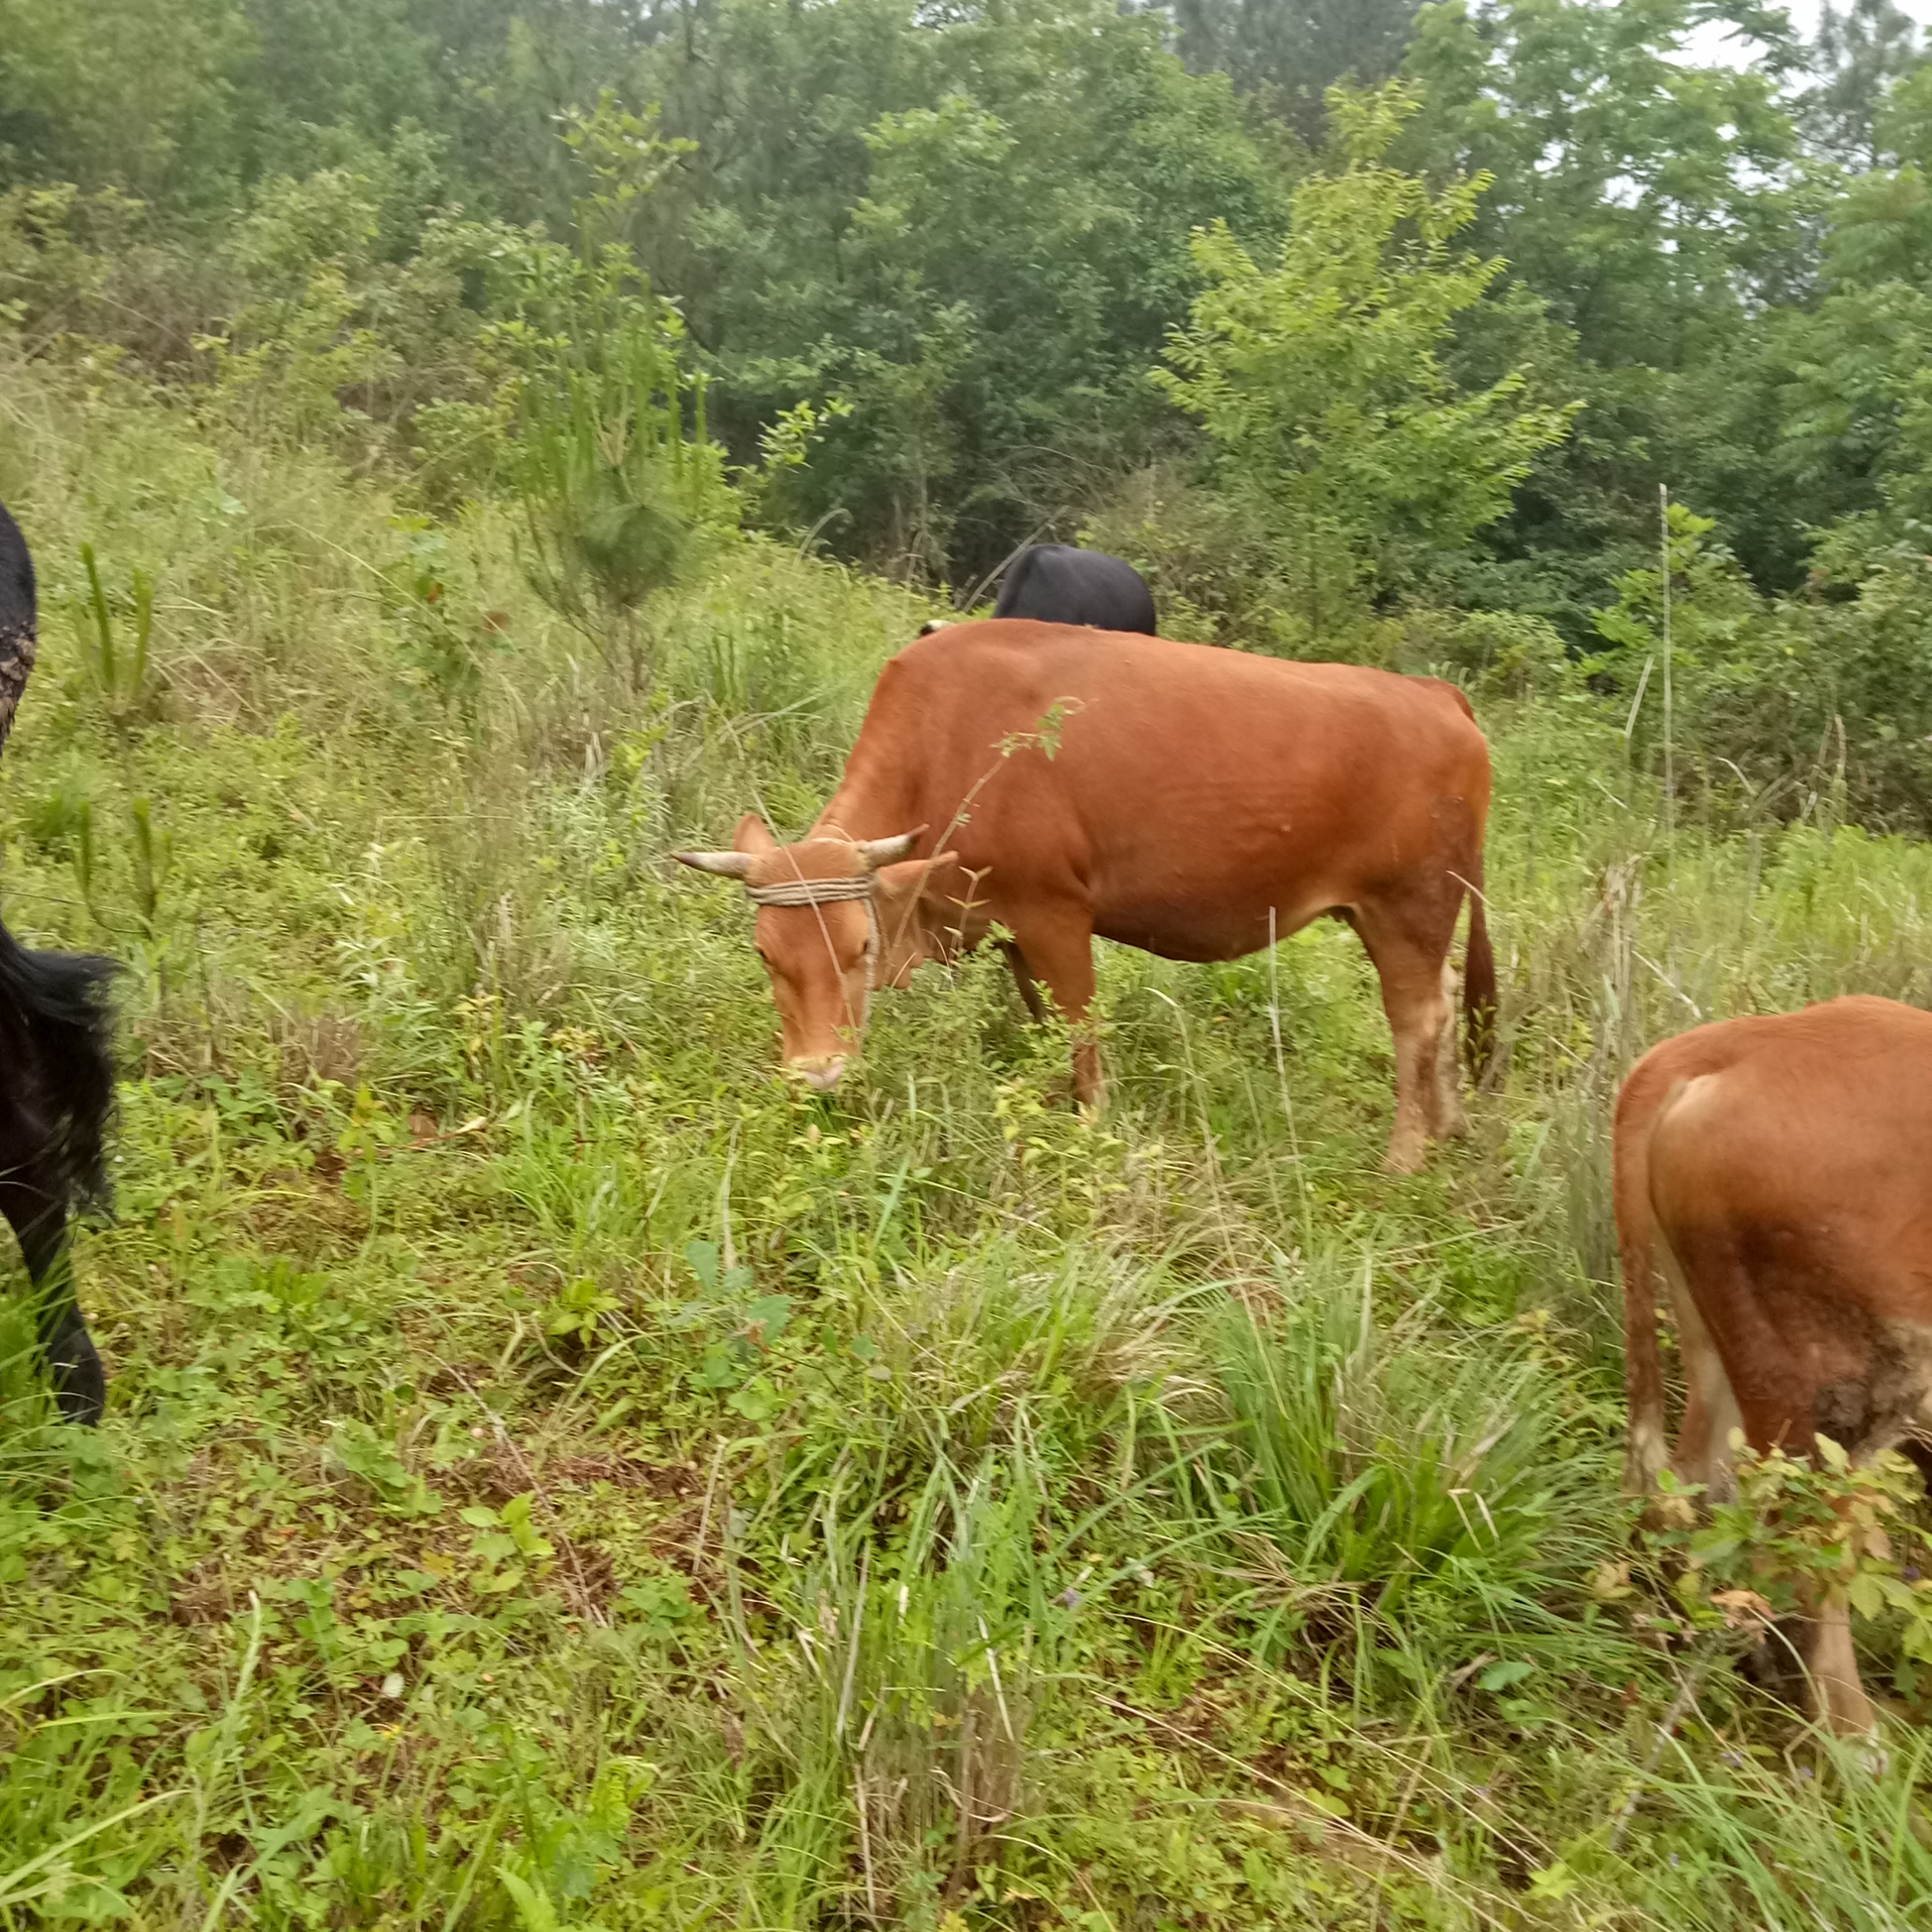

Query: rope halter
[{"left": 743, "top": 875, "right": 876, "bottom": 908}]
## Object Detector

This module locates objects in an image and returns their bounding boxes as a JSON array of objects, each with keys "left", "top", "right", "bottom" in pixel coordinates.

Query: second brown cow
[
  {"left": 1619, "top": 995, "right": 1932, "bottom": 1735},
  {"left": 676, "top": 620, "right": 1495, "bottom": 1171}
]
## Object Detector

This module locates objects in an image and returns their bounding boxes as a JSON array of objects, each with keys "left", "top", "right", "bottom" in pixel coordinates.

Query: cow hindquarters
[
  {"left": 1615, "top": 1061, "right": 1684, "bottom": 1498},
  {"left": 0, "top": 923, "right": 117, "bottom": 1425}
]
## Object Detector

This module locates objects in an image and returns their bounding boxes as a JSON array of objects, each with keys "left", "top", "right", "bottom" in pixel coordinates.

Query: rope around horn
[{"left": 744, "top": 876, "right": 875, "bottom": 907}]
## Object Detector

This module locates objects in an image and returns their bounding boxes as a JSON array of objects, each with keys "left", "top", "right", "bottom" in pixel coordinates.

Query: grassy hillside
[{"left": 5, "top": 356, "right": 1932, "bottom": 1930}]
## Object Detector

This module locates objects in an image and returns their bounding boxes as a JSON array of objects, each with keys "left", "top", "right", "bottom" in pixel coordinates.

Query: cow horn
[
  {"left": 672, "top": 849, "right": 755, "bottom": 878},
  {"left": 856, "top": 829, "right": 925, "bottom": 871}
]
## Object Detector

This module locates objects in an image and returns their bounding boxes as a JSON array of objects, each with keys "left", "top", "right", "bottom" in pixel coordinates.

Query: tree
[
  {"left": 1806, "top": 0, "right": 1923, "bottom": 170},
  {"left": 640, "top": 0, "right": 1282, "bottom": 582},
  {"left": 1163, "top": 0, "right": 1423, "bottom": 140},
  {"left": 0, "top": 0, "right": 251, "bottom": 213},
  {"left": 1155, "top": 83, "right": 1574, "bottom": 640},
  {"left": 1394, "top": 2, "right": 1818, "bottom": 608},
  {"left": 1664, "top": 52, "right": 1932, "bottom": 589},
  {"left": 499, "top": 105, "right": 736, "bottom": 690},
  {"left": 1403, "top": 1, "right": 1807, "bottom": 375}
]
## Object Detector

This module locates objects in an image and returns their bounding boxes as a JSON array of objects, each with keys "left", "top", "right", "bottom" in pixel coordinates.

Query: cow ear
[
  {"left": 733, "top": 813, "right": 777, "bottom": 854},
  {"left": 874, "top": 853, "right": 963, "bottom": 973},
  {"left": 874, "top": 851, "right": 961, "bottom": 903}
]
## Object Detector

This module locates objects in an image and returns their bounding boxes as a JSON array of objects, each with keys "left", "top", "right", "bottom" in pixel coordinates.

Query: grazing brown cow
[
  {"left": 676, "top": 621, "right": 1494, "bottom": 1171},
  {"left": 1618, "top": 995, "right": 1932, "bottom": 1735}
]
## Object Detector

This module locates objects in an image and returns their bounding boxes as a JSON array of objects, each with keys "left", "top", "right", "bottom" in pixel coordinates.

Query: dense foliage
[
  {"left": 8, "top": 3, "right": 1932, "bottom": 1926},
  {"left": 8, "top": 0, "right": 1932, "bottom": 822}
]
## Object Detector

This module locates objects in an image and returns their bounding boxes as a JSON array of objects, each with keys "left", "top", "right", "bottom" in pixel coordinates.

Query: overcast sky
[
  {"left": 1686, "top": 0, "right": 1931, "bottom": 62},
  {"left": 1785, "top": 0, "right": 1931, "bottom": 26}
]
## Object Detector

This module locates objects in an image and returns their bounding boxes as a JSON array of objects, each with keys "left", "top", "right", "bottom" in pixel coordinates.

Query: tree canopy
[{"left": 5, "top": 0, "right": 1931, "bottom": 705}]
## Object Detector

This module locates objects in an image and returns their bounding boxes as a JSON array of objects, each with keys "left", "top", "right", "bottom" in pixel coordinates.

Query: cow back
[
  {"left": 0, "top": 502, "right": 37, "bottom": 758},
  {"left": 992, "top": 544, "right": 1157, "bottom": 635},
  {"left": 837, "top": 622, "right": 1488, "bottom": 964}
]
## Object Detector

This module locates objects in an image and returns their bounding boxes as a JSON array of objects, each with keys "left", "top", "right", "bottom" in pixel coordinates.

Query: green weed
[{"left": 2, "top": 347, "right": 1930, "bottom": 1930}]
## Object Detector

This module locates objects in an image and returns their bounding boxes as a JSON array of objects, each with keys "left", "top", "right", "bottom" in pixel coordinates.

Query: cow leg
[
  {"left": 1670, "top": 1260, "right": 1881, "bottom": 1735},
  {"left": 1803, "top": 1586, "right": 1880, "bottom": 1738},
  {"left": 1006, "top": 912, "right": 1101, "bottom": 1105},
  {"left": 1350, "top": 904, "right": 1458, "bottom": 1173},
  {"left": 1658, "top": 1241, "right": 1742, "bottom": 1501},
  {"left": 1727, "top": 1365, "right": 1883, "bottom": 1738},
  {"left": 0, "top": 1165, "right": 102, "bottom": 1426},
  {"left": 998, "top": 940, "right": 1048, "bottom": 1024}
]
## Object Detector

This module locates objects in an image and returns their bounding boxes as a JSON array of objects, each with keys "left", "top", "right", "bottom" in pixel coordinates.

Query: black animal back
[
  {"left": 0, "top": 500, "right": 39, "bottom": 755},
  {"left": 992, "top": 543, "right": 1158, "bottom": 635}
]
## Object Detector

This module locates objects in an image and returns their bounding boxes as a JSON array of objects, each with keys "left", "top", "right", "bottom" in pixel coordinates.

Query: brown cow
[
  {"left": 1618, "top": 995, "right": 1932, "bottom": 1735},
  {"left": 676, "top": 620, "right": 1495, "bottom": 1171}
]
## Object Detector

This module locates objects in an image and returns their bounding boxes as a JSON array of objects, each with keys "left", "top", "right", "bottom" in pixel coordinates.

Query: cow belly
[
  {"left": 1092, "top": 890, "right": 1336, "bottom": 964},
  {"left": 1860, "top": 1316, "right": 1932, "bottom": 1455}
]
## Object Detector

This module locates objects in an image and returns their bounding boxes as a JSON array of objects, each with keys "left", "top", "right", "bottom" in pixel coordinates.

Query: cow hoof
[
  {"left": 48, "top": 1324, "right": 106, "bottom": 1427},
  {"left": 1380, "top": 1144, "right": 1425, "bottom": 1176},
  {"left": 54, "top": 1365, "right": 106, "bottom": 1428}
]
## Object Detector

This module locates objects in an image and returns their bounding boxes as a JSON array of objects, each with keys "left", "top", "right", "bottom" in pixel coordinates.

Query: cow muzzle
[{"left": 788, "top": 1054, "right": 848, "bottom": 1092}]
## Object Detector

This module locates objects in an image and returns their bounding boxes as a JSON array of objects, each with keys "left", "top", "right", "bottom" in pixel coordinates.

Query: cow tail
[
  {"left": 1614, "top": 1054, "right": 1676, "bottom": 1500},
  {"left": 1462, "top": 866, "right": 1496, "bottom": 1080},
  {"left": 0, "top": 919, "right": 118, "bottom": 1214}
]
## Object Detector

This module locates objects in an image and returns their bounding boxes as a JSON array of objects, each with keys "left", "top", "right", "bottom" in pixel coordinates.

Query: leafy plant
[
  {"left": 1646, "top": 1435, "right": 1932, "bottom": 1696},
  {"left": 1156, "top": 82, "right": 1576, "bottom": 639},
  {"left": 545, "top": 1275, "right": 621, "bottom": 1350},
  {"left": 325, "top": 1419, "right": 443, "bottom": 1517},
  {"left": 68, "top": 543, "right": 170, "bottom": 942},
  {"left": 462, "top": 1495, "right": 558, "bottom": 1597}
]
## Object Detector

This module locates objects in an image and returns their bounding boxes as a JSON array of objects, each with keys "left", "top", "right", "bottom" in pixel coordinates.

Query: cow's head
[{"left": 673, "top": 814, "right": 970, "bottom": 1090}]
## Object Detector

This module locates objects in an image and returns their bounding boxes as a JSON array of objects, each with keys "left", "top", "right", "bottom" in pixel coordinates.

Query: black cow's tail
[{"left": 0, "top": 920, "right": 118, "bottom": 1212}]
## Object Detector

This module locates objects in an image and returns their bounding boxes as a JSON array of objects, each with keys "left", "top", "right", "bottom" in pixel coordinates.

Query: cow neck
[{"left": 811, "top": 747, "right": 919, "bottom": 852}]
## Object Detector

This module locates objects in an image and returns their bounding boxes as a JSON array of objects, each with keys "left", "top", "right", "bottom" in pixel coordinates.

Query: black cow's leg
[
  {"left": 1, "top": 1170, "right": 102, "bottom": 1425},
  {"left": 998, "top": 939, "right": 1048, "bottom": 1024}
]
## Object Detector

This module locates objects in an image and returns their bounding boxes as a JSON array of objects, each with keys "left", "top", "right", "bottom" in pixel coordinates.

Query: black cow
[
  {"left": 0, "top": 501, "right": 118, "bottom": 1425},
  {"left": 920, "top": 544, "right": 1158, "bottom": 638}
]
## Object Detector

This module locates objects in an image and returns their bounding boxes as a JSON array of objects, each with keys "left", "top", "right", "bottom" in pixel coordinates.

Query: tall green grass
[{"left": 2, "top": 349, "right": 1930, "bottom": 1927}]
